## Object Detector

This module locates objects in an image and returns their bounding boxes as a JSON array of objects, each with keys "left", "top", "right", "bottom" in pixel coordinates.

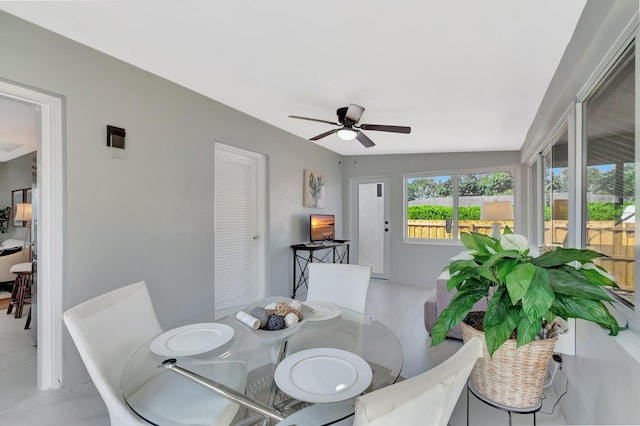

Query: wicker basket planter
[{"left": 461, "top": 320, "right": 557, "bottom": 409}]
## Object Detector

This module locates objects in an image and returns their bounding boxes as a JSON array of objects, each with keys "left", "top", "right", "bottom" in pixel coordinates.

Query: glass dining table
[{"left": 121, "top": 297, "right": 404, "bottom": 426}]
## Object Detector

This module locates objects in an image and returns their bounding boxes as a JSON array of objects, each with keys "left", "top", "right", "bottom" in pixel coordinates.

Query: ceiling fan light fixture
[{"left": 337, "top": 128, "right": 358, "bottom": 141}]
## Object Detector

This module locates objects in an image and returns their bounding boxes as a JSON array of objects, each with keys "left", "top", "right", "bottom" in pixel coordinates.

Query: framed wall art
[{"left": 303, "top": 169, "right": 325, "bottom": 208}]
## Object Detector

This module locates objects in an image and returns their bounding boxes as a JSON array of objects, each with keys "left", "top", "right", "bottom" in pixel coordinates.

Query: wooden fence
[
  {"left": 407, "top": 219, "right": 513, "bottom": 239},
  {"left": 407, "top": 219, "right": 635, "bottom": 292}
]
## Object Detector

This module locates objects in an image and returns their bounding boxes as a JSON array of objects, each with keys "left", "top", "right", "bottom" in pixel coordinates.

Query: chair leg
[
  {"left": 466, "top": 384, "right": 470, "bottom": 426},
  {"left": 6, "top": 277, "right": 19, "bottom": 314},
  {"left": 13, "top": 273, "right": 29, "bottom": 319},
  {"left": 24, "top": 306, "right": 31, "bottom": 330}
]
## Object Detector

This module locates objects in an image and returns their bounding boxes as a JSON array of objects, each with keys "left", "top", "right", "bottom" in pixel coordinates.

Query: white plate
[
  {"left": 274, "top": 348, "right": 372, "bottom": 403},
  {"left": 304, "top": 301, "right": 341, "bottom": 322},
  {"left": 150, "top": 323, "right": 234, "bottom": 357}
]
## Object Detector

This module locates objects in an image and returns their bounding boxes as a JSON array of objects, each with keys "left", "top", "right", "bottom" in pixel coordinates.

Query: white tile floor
[{"left": 0, "top": 280, "right": 567, "bottom": 425}]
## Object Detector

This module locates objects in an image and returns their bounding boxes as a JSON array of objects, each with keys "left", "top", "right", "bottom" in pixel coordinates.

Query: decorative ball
[
  {"left": 265, "top": 302, "right": 277, "bottom": 311},
  {"left": 288, "top": 308, "right": 301, "bottom": 320},
  {"left": 267, "top": 315, "right": 286, "bottom": 331},
  {"left": 250, "top": 307, "right": 270, "bottom": 329},
  {"left": 284, "top": 312, "right": 299, "bottom": 328},
  {"left": 274, "top": 302, "right": 290, "bottom": 317},
  {"left": 288, "top": 300, "right": 302, "bottom": 312}
]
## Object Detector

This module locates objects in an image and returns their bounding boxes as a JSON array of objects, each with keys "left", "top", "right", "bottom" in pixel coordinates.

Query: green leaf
[
  {"left": 495, "top": 257, "right": 521, "bottom": 284},
  {"left": 531, "top": 248, "right": 605, "bottom": 268},
  {"left": 446, "top": 272, "right": 469, "bottom": 292},
  {"left": 503, "top": 225, "right": 513, "bottom": 235},
  {"left": 483, "top": 286, "right": 509, "bottom": 327},
  {"left": 460, "top": 232, "right": 483, "bottom": 252},
  {"left": 547, "top": 269, "right": 614, "bottom": 302},
  {"left": 461, "top": 232, "right": 499, "bottom": 255},
  {"left": 484, "top": 306, "right": 519, "bottom": 356},
  {"left": 577, "top": 267, "right": 619, "bottom": 289},
  {"left": 448, "top": 259, "right": 479, "bottom": 273},
  {"left": 521, "top": 267, "right": 555, "bottom": 321},
  {"left": 477, "top": 251, "right": 521, "bottom": 285},
  {"left": 516, "top": 311, "right": 542, "bottom": 348},
  {"left": 552, "top": 294, "right": 620, "bottom": 335},
  {"left": 506, "top": 262, "right": 536, "bottom": 305},
  {"left": 430, "top": 278, "right": 487, "bottom": 346}
]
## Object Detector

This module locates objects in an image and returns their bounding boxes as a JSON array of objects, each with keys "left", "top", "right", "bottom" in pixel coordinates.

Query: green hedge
[
  {"left": 408, "top": 205, "right": 481, "bottom": 220},
  {"left": 407, "top": 202, "right": 633, "bottom": 221},
  {"left": 410, "top": 202, "right": 634, "bottom": 222},
  {"left": 544, "top": 202, "right": 633, "bottom": 221}
]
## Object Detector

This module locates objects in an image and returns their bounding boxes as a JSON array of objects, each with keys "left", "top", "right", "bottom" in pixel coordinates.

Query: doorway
[
  {"left": 0, "top": 79, "right": 64, "bottom": 390},
  {"left": 352, "top": 176, "right": 390, "bottom": 279},
  {"left": 214, "top": 142, "right": 266, "bottom": 314}
]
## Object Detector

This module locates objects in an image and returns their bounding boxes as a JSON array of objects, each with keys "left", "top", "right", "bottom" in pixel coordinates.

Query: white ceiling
[{"left": 0, "top": 1, "right": 587, "bottom": 156}]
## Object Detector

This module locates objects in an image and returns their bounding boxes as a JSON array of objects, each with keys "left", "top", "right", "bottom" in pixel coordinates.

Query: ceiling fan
[{"left": 289, "top": 104, "right": 411, "bottom": 148}]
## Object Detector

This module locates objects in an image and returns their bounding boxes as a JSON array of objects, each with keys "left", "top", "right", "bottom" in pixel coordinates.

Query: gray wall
[
  {"left": 341, "top": 151, "right": 523, "bottom": 289},
  {"left": 0, "top": 152, "right": 35, "bottom": 240},
  {"left": 561, "top": 320, "right": 640, "bottom": 424},
  {"left": 0, "top": 11, "right": 343, "bottom": 386}
]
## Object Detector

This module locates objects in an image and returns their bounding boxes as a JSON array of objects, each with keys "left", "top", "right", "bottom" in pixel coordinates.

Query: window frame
[
  {"left": 403, "top": 166, "right": 518, "bottom": 245},
  {"left": 578, "top": 37, "right": 637, "bottom": 315},
  {"left": 527, "top": 28, "right": 639, "bottom": 328}
]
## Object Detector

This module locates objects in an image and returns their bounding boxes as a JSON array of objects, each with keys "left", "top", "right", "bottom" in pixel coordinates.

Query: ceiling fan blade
[
  {"left": 345, "top": 104, "right": 365, "bottom": 123},
  {"left": 289, "top": 115, "right": 340, "bottom": 126},
  {"left": 358, "top": 124, "right": 411, "bottom": 134},
  {"left": 356, "top": 131, "right": 375, "bottom": 148},
  {"left": 310, "top": 129, "right": 339, "bottom": 141}
]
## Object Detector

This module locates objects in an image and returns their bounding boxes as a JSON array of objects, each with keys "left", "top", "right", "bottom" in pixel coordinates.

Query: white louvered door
[{"left": 214, "top": 143, "right": 266, "bottom": 312}]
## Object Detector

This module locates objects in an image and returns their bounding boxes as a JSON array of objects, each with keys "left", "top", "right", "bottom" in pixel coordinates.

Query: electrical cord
[{"left": 540, "top": 366, "right": 569, "bottom": 415}]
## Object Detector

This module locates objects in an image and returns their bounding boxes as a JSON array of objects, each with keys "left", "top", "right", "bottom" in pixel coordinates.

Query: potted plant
[{"left": 430, "top": 229, "right": 620, "bottom": 408}]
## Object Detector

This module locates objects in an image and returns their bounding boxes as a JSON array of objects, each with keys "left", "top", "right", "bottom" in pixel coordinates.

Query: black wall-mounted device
[{"left": 107, "top": 125, "right": 126, "bottom": 149}]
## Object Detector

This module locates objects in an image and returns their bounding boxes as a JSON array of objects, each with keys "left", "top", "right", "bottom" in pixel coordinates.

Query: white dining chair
[
  {"left": 62, "top": 281, "right": 163, "bottom": 425},
  {"left": 352, "top": 337, "right": 484, "bottom": 426},
  {"left": 307, "top": 263, "right": 371, "bottom": 313}
]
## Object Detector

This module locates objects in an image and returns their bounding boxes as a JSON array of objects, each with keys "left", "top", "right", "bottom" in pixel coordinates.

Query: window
[
  {"left": 582, "top": 42, "right": 635, "bottom": 307},
  {"left": 405, "top": 170, "right": 515, "bottom": 241},
  {"left": 543, "top": 126, "right": 570, "bottom": 248}
]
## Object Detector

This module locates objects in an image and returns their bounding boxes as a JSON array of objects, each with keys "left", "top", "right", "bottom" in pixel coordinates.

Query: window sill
[
  {"left": 610, "top": 328, "right": 640, "bottom": 364},
  {"left": 403, "top": 238, "right": 464, "bottom": 246}
]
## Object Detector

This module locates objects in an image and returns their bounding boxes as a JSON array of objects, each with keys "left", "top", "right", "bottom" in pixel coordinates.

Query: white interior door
[
  {"left": 214, "top": 143, "right": 266, "bottom": 313},
  {"left": 352, "top": 177, "right": 390, "bottom": 279}
]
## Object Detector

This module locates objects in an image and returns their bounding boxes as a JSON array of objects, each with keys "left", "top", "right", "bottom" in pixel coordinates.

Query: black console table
[{"left": 290, "top": 240, "right": 350, "bottom": 298}]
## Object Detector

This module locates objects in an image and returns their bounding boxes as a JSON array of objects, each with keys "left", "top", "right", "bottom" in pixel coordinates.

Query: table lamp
[
  {"left": 481, "top": 201, "right": 513, "bottom": 239},
  {"left": 15, "top": 203, "right": 32, "bottom": 246}
]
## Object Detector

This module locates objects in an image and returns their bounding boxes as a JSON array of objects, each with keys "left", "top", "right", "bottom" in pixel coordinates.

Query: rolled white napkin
[{"left": 236, "top": 311, "right": 260, "bottom": 329}]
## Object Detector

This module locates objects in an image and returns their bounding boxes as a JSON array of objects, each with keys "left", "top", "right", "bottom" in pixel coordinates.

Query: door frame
[
  {"left": 0, "top": 79, "right": 64, "bottom": 390},
  {"left": 350, "top": 176, "right": 391, "bottom": 279},
  {"left": 213, "top": 142, "right": 267, "bottom": 313}
]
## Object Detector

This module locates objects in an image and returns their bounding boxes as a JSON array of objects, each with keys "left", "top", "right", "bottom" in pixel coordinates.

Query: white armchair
[
  {"left": 0, "top": 239, "right": 29, "bottom": 282},
  {"left": 352, "top": 337, "right": 484, "bottom": 426}
]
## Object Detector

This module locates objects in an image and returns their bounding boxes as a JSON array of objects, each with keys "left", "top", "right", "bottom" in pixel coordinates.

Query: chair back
[
  {"left": 62, "top": 281, "right": 162, "bottom": 425},
  {"left": 353, "top": 337, "right": 484, "bottom": 426},
  {"left": 307, "top": 263, "right": 371, "bottom": 313}
]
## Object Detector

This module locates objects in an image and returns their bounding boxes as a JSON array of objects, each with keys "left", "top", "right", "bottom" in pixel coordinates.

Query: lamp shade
[
  {"left": 14, "top": 203, "right": 32, "bottom": 222},
  {"left": 481, "top": 201, "right": 513, "bottom": 221}
]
